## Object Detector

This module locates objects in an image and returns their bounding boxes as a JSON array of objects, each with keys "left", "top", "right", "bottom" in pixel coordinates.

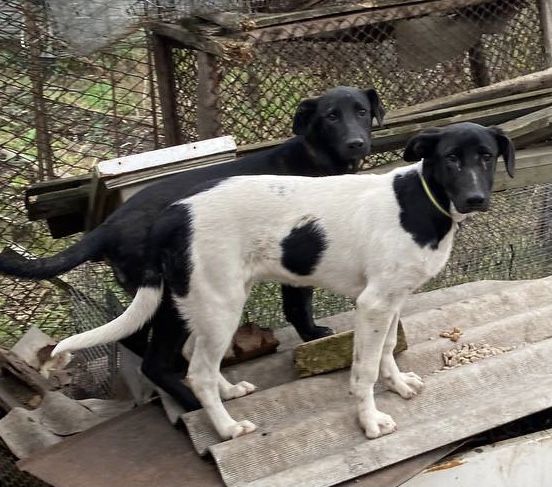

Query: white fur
[
  {"left": 55, "top": 161, "right": 463, "bottom": 440},
  {"left": 52, "top": 285, "right": 163, "bottom": 355}
]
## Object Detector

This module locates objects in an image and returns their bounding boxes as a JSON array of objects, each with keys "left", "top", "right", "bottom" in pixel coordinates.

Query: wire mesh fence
[
  {"left": 173, "top": 0, "right": 547, "bottom": 145},
  {"left": 0, "top": 0, "right": 551, "bottom": 347}
]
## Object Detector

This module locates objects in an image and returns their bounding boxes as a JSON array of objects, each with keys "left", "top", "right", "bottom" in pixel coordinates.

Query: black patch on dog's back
[
  {"left": 150, "top": 203, "right": 195, "bottom": 297},
  {"left": 281, "top": 219, "right": 328, "bottom": 275},
  {"left": 393, "top": 170, "right": 452, "bottom": 250}
]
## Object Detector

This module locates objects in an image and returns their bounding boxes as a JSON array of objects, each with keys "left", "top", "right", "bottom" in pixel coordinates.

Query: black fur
[
  {"left": 149, "top": 203, "right": 195, "bottom": 298},
  {"left": 0, "top": 85, "right": 385, "bottom": 411},
  {"left": 281, "top": 219, "right": 328, "bottom": 275},
  {"left": 393, "top": 170, "right": 452, "bottom": 249},
  {"left": 281, "top": 285, "right": 333, "bottom": 341}
]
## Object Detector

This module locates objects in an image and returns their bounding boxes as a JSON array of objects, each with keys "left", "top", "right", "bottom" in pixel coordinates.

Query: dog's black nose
[
  {"left": 347, "top": 138, "right": 365, "bottom": 150},
  {"left": 465, "top": 193, "right": 487, "bottom": 208}
]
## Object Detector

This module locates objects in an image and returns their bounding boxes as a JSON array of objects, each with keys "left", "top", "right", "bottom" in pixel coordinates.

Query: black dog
[{"left": 0, "top": 86, "right": 385, "bottom": 409}]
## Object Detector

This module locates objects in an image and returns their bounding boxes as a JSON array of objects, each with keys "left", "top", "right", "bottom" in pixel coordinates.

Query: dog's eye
[
  {"left": 358, "top": 109, "right": 367, "bottom": 116},
  {"left": 481, "top": 153, "right": 492, "bottom": 163},
  {"left": 446, "top": 154, "right": 459, "bottom": 164},
  {"left": 326, "top": 112, "right": 338, "bottom": 121}
]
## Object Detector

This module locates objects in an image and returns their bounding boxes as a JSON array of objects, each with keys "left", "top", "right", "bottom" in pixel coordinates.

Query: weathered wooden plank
[
  {"left": 18, "top": 404, "right": 225, "bottom": 487},
  {"left": 468, "top": 39, "right": 490, "bottom": 88},
  {"left": 539, "top": 0, "right": 552, "bottom": 67},
  {"left": 199, "top": 0, "right": 437, "bottom": 31},
  {"left": 391, "top": 68, "right": 552, "bottom": 118},
  {"left": 387, "top": 87, "right": 552, "bottom": 126},
  {"left": 243, "top": 0, "right": 494, "bottom": 42},
  {"left": 197, "top": 52, "right": 223, "bottom": 139},
  {"left": 25, "top": 173, "right": 91, "bottom": 197},
  {"left": 492, "top": 147, "right": 552, "bottom": 191},
  {"left": 294, "top": 322, "right": 408, "bottom": 378},
  {"left": 374, "top": 94, "right": 552, "bottom": 153},
  {"left": 497, "top": 105, "right": 552, "bottom": 148},
  {"left": 96, "top": 136, "right": 236, "bottom": 178},
  {"left": 151, "top": 33, "right": 182, "bottom": 147},
  {"left": 26, "top": 186, "right": 89, "bottom": 221},
  {"left": 151, "top": 22, "right": 252, "bottom": 60}
]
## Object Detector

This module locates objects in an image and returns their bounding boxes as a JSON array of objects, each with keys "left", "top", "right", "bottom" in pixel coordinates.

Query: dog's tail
[
  {"left": 0, "top": 226, "right": 107, "bottom": 280},
  {"left": 52, "top": 277, "right": 163, "bottom": 356}
]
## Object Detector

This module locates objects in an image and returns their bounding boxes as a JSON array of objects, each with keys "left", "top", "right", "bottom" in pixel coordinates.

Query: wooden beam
[
  {"left": 497, "top": 105, "right": 552, "bottom": 148},
  {"left": 373, "top": 93, "right": 552, "bottom": 153},
  {"left": 26, "top": 185, "right": 89, "bottom": 222},
  {"left": 151, "top": 33, "right": 182, "bottom": 147},
  {"left": 243, "top": 0, "right": 494, "bottom": 42},
  {"left": 468, "top": 39, "right": 490, "bottom": 88},
  {"left": 492, "top": 144, "right": 552, "bottom": 192},
  {"left": 391, "top": 68, "right": 552, "bottom": 118},
  {"left": 197, "top": 52, "right": 223, "bottom": 139},
  {"left": 198, "top": 0, "right": 439, "bottom": 31},
  {"left": 387, "top": 87, "right": 552, "bottom": 126},
  {"left": 152, "top": 22, "right": 254, "bottom": 62},
  {"left": 539, "top": 0, "right": 552, "bottom": 67}
]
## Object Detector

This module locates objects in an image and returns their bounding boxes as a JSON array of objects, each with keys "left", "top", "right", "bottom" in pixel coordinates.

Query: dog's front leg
[
  {"left": 380, "top": 314, "right": 424, "bottom": 399},
  {"left": 351, "top": 288, "right": 398, "bottom": 439}
]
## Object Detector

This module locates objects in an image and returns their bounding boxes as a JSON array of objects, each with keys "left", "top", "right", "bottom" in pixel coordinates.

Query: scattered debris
[
  {"left": 442, "top": 342, "right": 515, "bottom": 369},
  {"left": 222, "top": 322, "right": 280, "bottom": 366},
  {"left": 439, "top": 327, "right": 463, "bottom": 342}
]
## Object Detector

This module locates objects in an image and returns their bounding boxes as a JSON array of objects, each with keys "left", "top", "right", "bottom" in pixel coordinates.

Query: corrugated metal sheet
[
  {"left": 181, "top": 277, "right": 552, "bottom": 487},
  {"left": 404, "top": 428, "right": 552, "bottom": 487}
]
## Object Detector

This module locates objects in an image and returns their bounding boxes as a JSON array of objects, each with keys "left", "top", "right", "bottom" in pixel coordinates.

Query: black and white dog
[
  {"left": 52, "top": 122, "right": 515, "bottom": 440},
  {"left": 0, "top": 86, "right": 385, "bottom": 409}
]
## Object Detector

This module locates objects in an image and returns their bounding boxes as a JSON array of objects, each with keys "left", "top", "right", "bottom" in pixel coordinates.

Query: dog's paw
[
  {"left": 300, "top": 325, "right": 334, "bottom": 342},
  {"left": 359, "top": 409, "right": 397, "bottom": 439},
  {"left": 220, "top": 381, "right": 257, "bottom": 400},
  {"left": 383, "top": 371, "right": 424, "bottom": 399},
  {"left": 221, "top": 420, "right": 257, "bottom": 440}
]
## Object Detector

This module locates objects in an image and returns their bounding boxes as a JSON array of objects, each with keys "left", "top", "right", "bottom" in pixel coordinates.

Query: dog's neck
[
  {"left": 420, "top": 161, "right": 471, "bottom": 224},
  {"left": 393, "top": 161, "right": 455, "bottom": 250}
]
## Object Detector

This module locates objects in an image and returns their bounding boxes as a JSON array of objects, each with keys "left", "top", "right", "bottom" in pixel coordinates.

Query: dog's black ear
[
  {"left": 488, "top": 126, "right": 515, "bottom": 178},
  {"left": 403, "top": 128, "right": 442, "bottom": 162},
  {"left": 365, "top": 88, "right": 385, "bottom": 128},
  {"left": 293, "top": 97, "right": 318, "bottom": 135}
]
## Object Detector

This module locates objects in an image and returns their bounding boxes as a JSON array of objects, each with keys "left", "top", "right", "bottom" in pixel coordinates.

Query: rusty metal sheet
[
  {"left": 17, "top": 402, "right": 462, "bottom": 487},
  {"left": 18, "top": 404, "right": 224, "bottom": 487},
  {"left": 338, "top": 442, "right": 463, "bottom": 487}
]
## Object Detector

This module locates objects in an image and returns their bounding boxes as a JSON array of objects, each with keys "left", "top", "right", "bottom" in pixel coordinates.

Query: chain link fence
[{"left": 173, "top": 0, "right": 546, "bottom": 146}]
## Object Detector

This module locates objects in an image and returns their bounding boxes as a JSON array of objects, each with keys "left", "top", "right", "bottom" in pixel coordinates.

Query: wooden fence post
[
  {"left": 151, "top": 33, "right": 182, "bottom": 146},
  {"left": 539, "top": 0, "right": 552, "bottom": 67},
  {"left": 197, "top": 52, "right": 222, "bottom": 140}
]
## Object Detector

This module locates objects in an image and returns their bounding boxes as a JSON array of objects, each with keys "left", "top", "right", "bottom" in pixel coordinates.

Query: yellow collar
[{"left": 418, "top": 172, "right": 452, "bottom": 219}]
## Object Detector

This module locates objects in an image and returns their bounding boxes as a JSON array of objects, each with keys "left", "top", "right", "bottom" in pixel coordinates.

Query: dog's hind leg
[
  {"left": 379, "top": 314, "right": 424, "bottom": 399},
  {"left": 182, "top": 335, "right": 256, "bottom": 401},
  {"left": 281, "top": 285, "right": 334, "bottom": 341},
  {"left": 181, "top": 292, "right": 257, "bottom": 440},
  {"left": 141, "top": 293, "right": 201, "bottom": 410}
]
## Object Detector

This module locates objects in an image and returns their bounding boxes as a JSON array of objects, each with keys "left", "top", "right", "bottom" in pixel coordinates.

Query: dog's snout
[{"left": 346, "top": 138, "right": 365, "bottom": 150}]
